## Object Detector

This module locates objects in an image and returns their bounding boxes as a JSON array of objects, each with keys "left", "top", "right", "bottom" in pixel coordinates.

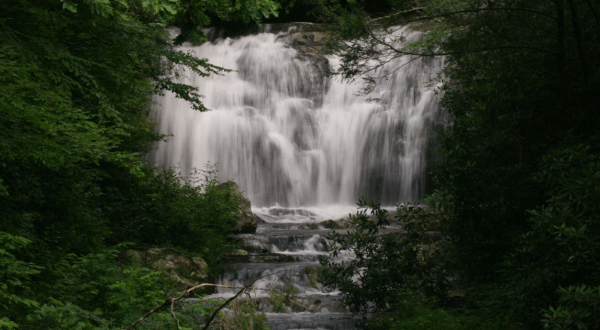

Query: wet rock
[
  {"left": 267, "top": 312, "right": 359, "bottom": 330},
  {"left": 268, "top": 208, "right": 318, "bottom": 218},
  {"left": 278, "top": 31, "right": 330, "bottom": 55},
  {"left": 266, "top": 23, "right": 330, "bottom": 55},
  {"left": 297, "top": 222, "right": 320, "bottom": 230},
  {"left": 232, "top": 249, "right": 249, "bottom": 256},
  {"left": 297, "top": 220, "right": 349, "bottom": 230},
  {"left": 224, "top": 253, "right": 301, "bottom": 263},
  {"left": 271, "top": 223, "right": 295, "bottom": 230},
  {"left": 304, "top": 265, "right": 320, "bottom": 288},
  {"left": 261, "top": 22, "right": 328, "bottom": 36},
  {"left": 235, "top": 234, "right": 272, "bottom": 253},
  {"left": 320, "top": 220, "right": 348, "bottom": 230}
]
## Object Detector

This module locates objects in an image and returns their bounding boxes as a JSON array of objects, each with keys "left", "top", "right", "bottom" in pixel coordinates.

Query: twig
[
  {"left": 202, "top": 287, "right": 247, "bottom": 330},
  {"left": 368, "top": 7, "right": 428, "bottom": 24},
  {"left": 170, "top": 298, "right": 179, "bottom": 328},
  {"left": 202, "top": 269, "right": 290, "bottom": 330}
]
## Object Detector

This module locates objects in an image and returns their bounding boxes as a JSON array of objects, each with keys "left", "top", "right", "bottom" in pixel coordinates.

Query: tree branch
[
  {"left": 397, "top": 7, "right": 557, "bottom": 24},
  {"left": 170, "top": 297, "right": 179, "bottom": 328},
  {"left": 368, "top": 7, "right": 428, "bottom": 24},
  {"left": 201, "top": 269, "right": 291, "bottom": 330},
  {"left": 364, "top": 22, "right": 556, "bottom": 57},
  {"left": 202, "top": 286, "right": 247, "bottom": 330}
]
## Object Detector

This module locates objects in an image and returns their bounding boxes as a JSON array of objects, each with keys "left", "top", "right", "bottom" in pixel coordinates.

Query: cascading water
[
  {"left": 151, "top": 23, "right": 445, "bottom": 329},
  {"left": 150, "top": 24, "right": 444, "bottom": 207}
]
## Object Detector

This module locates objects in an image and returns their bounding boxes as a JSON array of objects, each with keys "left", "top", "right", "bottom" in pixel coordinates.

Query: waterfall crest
[{"left": 150, "top": 24, "right": 444, "bottom": 207}]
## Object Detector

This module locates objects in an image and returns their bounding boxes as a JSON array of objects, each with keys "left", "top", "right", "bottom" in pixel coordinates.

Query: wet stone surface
[{"left": 206, "top": 207, "right": 360, "bottom": 329}]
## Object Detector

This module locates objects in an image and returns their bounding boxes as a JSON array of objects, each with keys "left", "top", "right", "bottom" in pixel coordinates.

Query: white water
[{"left": 150, "top": 25, "right": 444, "bottom": 207}]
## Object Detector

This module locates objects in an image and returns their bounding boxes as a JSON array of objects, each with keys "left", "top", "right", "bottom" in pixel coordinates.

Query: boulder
[
  {"left": 215, "top": 181, "right": 259, "bottom": 234},
  {"left": 297, "top": 220, "right": 350, "bottom": 230},
  {"left": 298, "top": 222, "right": 320, "bottom": 230},
  {"left": 319, "top": 220, "right": 348, "bottom": 230}
]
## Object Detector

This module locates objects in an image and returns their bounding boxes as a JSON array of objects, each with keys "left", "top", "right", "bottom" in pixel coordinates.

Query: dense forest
[{"left": 1, "top": 0, "right": 599, "bottom": 329}]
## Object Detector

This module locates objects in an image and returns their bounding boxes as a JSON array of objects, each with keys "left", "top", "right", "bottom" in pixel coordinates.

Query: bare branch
[
  {"left": 202, "top": 286, "right": 247, "bottom": 330},
  {"left": 399, "top": 7, "right": 557, "bottom": 24},
  {"left": 368, "top": 7, "right": 428, "bottom": 24},
  {"left": 202, "top": 269, "right": 291, "bottom": 330},
  {"left": 364, "top": 23, "right": 557, "bottom": 57},
  {"left": 124, "top": 268, "right": 297, "bottom": 330},
  {"left": 170, "top": 298, "right": 179, "bottom": 328}
]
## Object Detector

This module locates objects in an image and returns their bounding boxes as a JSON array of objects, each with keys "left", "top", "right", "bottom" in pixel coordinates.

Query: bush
[
  {"left": 319, "top": 199, "right": 448, "bottom": 313},
  {"left": 494, "top": 140, "right": 600, "bottom": 329},
  {"left": 365, "top": 290, "right": 488, "bottom": 330}
]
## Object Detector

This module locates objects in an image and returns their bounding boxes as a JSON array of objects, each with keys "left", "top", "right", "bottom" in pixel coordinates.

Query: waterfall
[{"left": 150, "top": 24, "right": 444, "bottom": 207}]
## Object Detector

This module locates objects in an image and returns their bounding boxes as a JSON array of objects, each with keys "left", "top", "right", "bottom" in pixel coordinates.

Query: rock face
[
  {"left": 270, "top": 23, "right": 330, "bottom": 55},
  {"left": 234, "top": 234, "right": 272, "bottom": 253},
  {"left": 215, "top": 181, "right": 260, "bottom": 234},
  {"left": 124, "top": 248, "right": 210, "bottom": 290},
  {"left": 213, "top": 22, "right": 331, "bottom": 55}
]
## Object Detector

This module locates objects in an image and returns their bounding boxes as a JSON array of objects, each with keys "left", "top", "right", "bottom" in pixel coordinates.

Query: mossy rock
[
  {"left": 215, "top": 181, "right": 259, "bottom": 234},
  {"left": 320, "top": 220, "right": 349, "bottom": 229},
  {"left": 123, "top": 248, "right": 212, "bottom": 293},
  {"left": 298, "top": 222, "right": 320, "bottom": 230}
]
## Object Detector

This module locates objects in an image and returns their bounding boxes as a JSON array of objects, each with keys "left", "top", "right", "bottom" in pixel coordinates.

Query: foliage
[
  {"left": 0, "top": 233, "right": 41, "bottom": 329},
  {"left": 26, "top": 303, "right": 111, "bottom": 330},
  {"left": 267, "top": 279, "right": 299, "bottom": 312},
  {"left": 0, "top": 165, "right": 249, "bottom": 328},
  {"left": 319, "top": 199, "right": 448, "bottom": 313},
  {"left": 488, "top": 140, "right": 600, "bottom": 329},
  {"left": 364, "top": 289, "right": 497, "bottom": 330},
  {"left": 101, "top": 165, "right": 240, "bottom": 268},
  {"left": 542, "top": 285, "right": 600, "bottom": 330},
  {"left": 1, "top": 235, "right": 256, "bottom": 330},
  {"left": 212, "top": 297, "right": 270, "bottom": 330}
]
